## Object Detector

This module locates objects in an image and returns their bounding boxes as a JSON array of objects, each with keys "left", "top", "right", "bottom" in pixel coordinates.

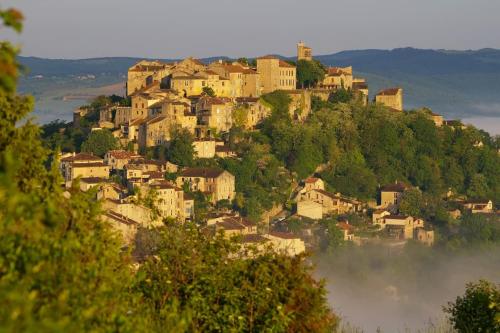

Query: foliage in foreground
[
  {"left": 136, "top": 226, "right": 337, "bottom": 332},
  {"left": 0, "top": 9, "right": 337, "bottom": 332},
  {"left": 445, "top": 280, "right": 500, "bottom": 333}
]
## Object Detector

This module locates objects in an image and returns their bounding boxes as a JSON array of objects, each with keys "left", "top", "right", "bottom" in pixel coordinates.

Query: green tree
[
  {"left": 81, "top": 129, "right": 118, "bottom": 157},
  {"left": 261, "top": 90, "right": 291, "bottom": 120},
  {"left": 399, "top": 188, "right": 424, "bottom": 217},
  {"left": 318, "top": 218, "right": 344, "bottom": 253},
  {"left": 328, "top": 88, "right": 353, "bottom": 104},
  {"left": 445, "top": 280, "right": 500, "bottom": 333},
  {"left": 467, "top": 173, "right": 490, "bottom": 199},
  {"left": 232, "top": 105, "right": 248, "bottom": 128},
  {"left": 165, "top": 127, "right": 195, "bottom": 167},
  {"left": 296, "top": 59, "right": 326, "bottom": 88},
  {"left": 202, "top": 86, "right": 215, "bottom": 97},
  {"left": 136, "top": 224, "right": 338, "bottom": 332},
  {"left": 237, "top": 57, "right": 249, "bottom": 66}
]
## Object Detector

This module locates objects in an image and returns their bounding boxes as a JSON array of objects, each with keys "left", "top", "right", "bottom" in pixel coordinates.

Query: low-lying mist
[{"left": 314, "top": 243, "right": 500, "bottom": 332}]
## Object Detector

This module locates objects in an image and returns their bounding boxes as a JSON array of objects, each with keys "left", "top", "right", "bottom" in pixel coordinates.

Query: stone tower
[{"left": 297, "top": 41, "right": 312, "bottom": 61}]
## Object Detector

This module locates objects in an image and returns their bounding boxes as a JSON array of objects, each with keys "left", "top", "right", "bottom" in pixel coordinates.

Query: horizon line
[{"left": 18, "top": 47, "right": 500, "bottom": 62}]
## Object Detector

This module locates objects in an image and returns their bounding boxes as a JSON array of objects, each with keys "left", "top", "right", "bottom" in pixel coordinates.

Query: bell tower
[{"left": 297, "top": 41, "right": 312, "bottom": 61}]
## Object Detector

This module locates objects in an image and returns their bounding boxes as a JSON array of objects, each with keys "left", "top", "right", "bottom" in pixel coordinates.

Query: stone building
[
  {"left": 114, "top": 107, "right": 133, "bottom": 127},
  {"left": 321, "top": 66, "right": 353, "bottom": 90},
  {"left": 60, "top": 153, "right": 109, "bottom": 187},
  {"left": 352, "top": 78, "right": 369, "bottom": 105},
  {"left": 176, "top": 167, "right": 235, "bottom": 203},
  {"left": 126, "top": 60, "right": 171, "bottom": 96},
  {"left": 208, "top": 61, "right": 261, "bottom": 97},
  {"left": 140, "top": 180, "right": 190, "bottom": 222},
  {"left": 298, "top": 189, "right": 360, "bottom": 218},
  {"left": 256, "top": 56, "right": 296, "bottom": 94},
  {"left": 375, "top": 88, "right": 403, "bottom": 111},
  {"left": 302, "top": 177, "right": 325, "bottom": 193},
  {"left": 171, "top": 71, "right": 231, "bottom": 98},
  {"left": 195, "top": 96, "right": 234, "bottom": 133},
  {"left": 104, "top": 150, "right": 142, "bottom": 170},
  {"left": 297, "top": 41, "right": 312, "bottom": 61},
  {"left": 148, "top": 99, "right": 197, "bottom": 134},
  {"left": 137, "top": 115, "right": 170, "bottom": 148},
  {"left": 379, "top": 181, "right": 408, "bottom": 208},
  {"left": 233, "top": 97, "right": 271, "bottom": 129},
  {"left": 193, "top": 139, "right": 217, "bottom": 158}
]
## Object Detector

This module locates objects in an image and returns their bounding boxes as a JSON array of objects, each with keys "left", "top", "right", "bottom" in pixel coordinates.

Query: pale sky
[{"left": 3, "top": 0, "right": 500, "bottom": 59}]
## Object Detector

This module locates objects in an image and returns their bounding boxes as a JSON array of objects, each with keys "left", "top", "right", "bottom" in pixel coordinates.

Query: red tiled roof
[
  {"left": 385, "top": 215, "right": 410, "bottom": 220},
  {"left": 143, "top": 171, "right": 164, "bottom": 179},
  {"left": 377, "top": 88, "right": 401, "bottom": 96},
  {"left": 380, "top": 182, "right": 408, "bottom": 192},
  {"left": 241, "top": 234, "right": 269, "bottom": 244},
  {"left": 304, "top": 177, "right": 320, "bottom": 184},
  {"left": 80, "top": 177, "right": 106, "bottom": 184},
  {"left": 217, "top": 219, "right": 245, "bottom": 231},
  {"left": 61, "top": 153, "right": 102, "bottom": 162},
  {"left": 235, "top": 97, "right": 259, "bottom": 103},
  {"left": 104, "top": 211, "right": 139, "bottom": 226},
  {"left": 107, "top": 150, "right": 141, "bottom": 159},
  {"left": 337, "top": 222, "right": 354, "bottom": 231},
  {"left": 279, "top": 60, "right": 295, "bottom": 68},
  {"left": 200, "top": 96, "right": 232, "bottom": 105},
  {"left": 179, "top": 167, "right": 225, "bottom": 178},
  {"left": 269, "top": 231, "right": 298, "bottom": 240},
  {"left": 312, "top": 189, "right": 339, "bottom": 200},
  {"left": 149, "top": 181, "right": 176, "bottom": 190},
  {"left": 257, "top": 55, "right": 279, "bottom": 60},
  {"left": 72, "top": 162, "right": 108, "bottom": 168},
  {"left": 145, "top": 115, "right": 168, "bottom": 125},
  {"left": 352, "top": 82, "right": 368, "bottom": 90},
  {"left": 129, "top": 117, "right": 147, "bottom": 126},
  {"left": 327, "top": 67, "right": 343, "bottom": 76}
]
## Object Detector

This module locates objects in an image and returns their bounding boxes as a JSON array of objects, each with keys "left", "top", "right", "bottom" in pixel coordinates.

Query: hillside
[
  {"left": 18, "top": 48, "right": 500, "bottom": 124},
  {"left": 315, "top": 48, "right": 500, "bottom": 118}
]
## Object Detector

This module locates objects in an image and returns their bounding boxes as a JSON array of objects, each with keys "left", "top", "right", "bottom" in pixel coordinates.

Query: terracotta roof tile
[
  {"left": 179, "top": 167, "right": 225, "bottom": 178},
  {"left": 377, "top": 88, "right": 401, "bottom": 96},
  {"left": 61, "top": 153, "right": 102, "bottom": 162}
]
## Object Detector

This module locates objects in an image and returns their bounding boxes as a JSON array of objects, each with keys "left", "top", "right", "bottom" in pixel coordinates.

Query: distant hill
[
  {"left": 17, "top": 48, "right": 500, "bottom": 124},
  {"left": 313, "top": 48, "right": 500, "bottom": 118},
  {"left": 18, "top": 56, "right": 228, "bottom": 76}
]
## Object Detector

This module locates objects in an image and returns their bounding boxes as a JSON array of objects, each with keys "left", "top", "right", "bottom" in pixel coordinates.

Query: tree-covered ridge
[
  {"left": 0, "top": 8, "right": 337, "bottom": 332},
  {"left": 213, "top": 90, "right": 498, "bottom": 229},
  {"left": 259, "top": 93, "right": 499, "bottom": 202}
]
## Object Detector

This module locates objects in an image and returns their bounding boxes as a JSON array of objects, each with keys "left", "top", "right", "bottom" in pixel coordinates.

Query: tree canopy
[
  {"left": 164, "top": 127, "right": 195, "bottom": 166},
  {"left": 202, "top": 86, "right": 215, "bottom": 97},
  {"left": 296, "top": 59, "right": 326, "bottom": 88},
  {"left": 81, "top": 129, "right": 118, "bottom": 157},
  {"left": 445, "top": 280, "right": 500, "bottom": 332}
]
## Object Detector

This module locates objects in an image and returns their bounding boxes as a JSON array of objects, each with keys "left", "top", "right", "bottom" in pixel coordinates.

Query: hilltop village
[{"left": 61, "top": 42, "right": 498, "bottom": 256}]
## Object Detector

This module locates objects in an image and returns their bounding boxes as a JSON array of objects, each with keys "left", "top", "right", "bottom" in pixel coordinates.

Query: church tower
[{"left": 297, "top": 41, "right": 312, "bottom": 61}]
